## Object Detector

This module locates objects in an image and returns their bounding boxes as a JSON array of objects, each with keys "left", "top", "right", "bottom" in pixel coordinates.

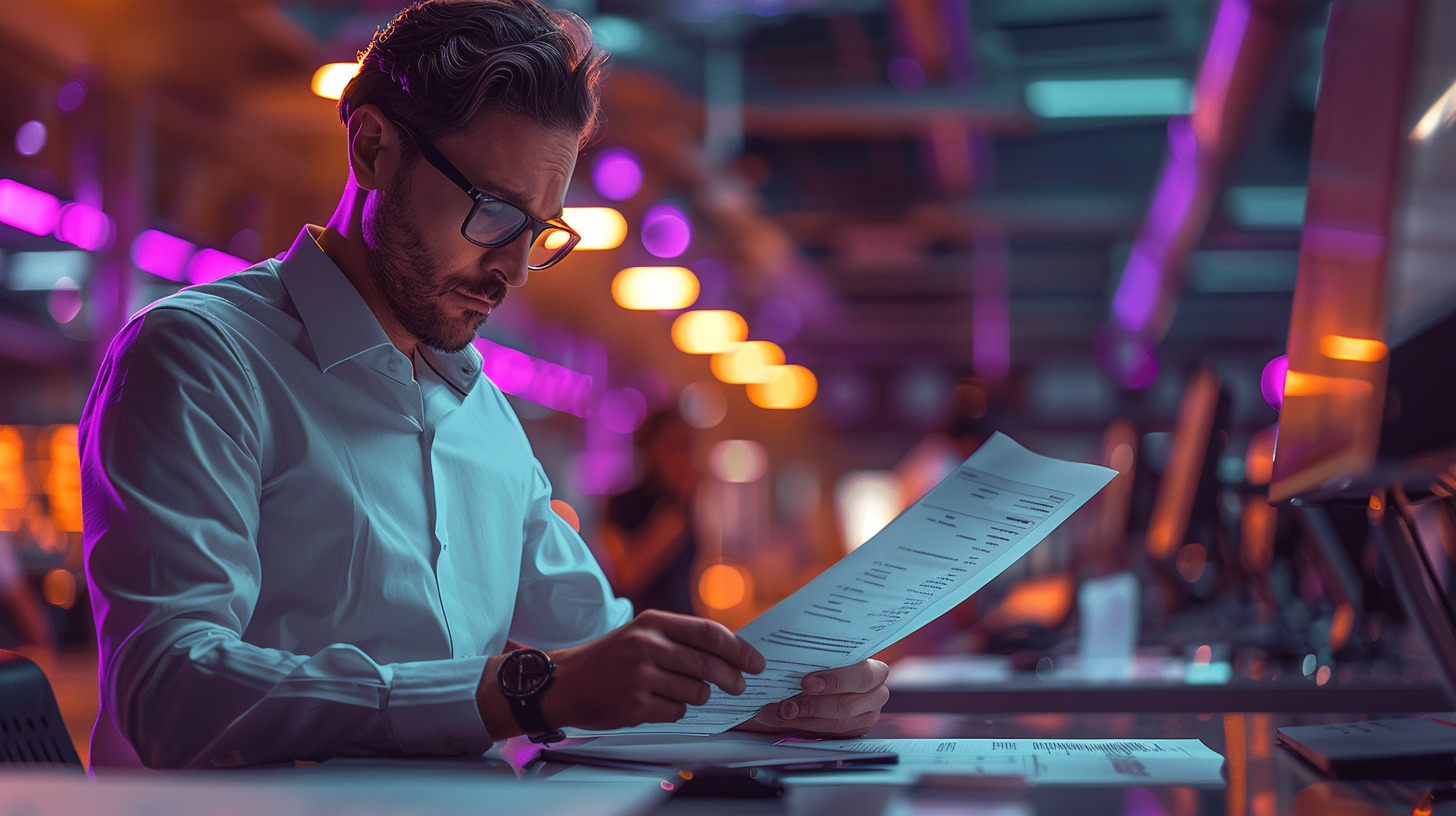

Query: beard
[{"left": 360, "top": 171, "right": 508, "bottom": 353}]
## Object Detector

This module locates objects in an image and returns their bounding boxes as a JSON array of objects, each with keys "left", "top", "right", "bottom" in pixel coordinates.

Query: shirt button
[{"left": 387, "top": 359, "right": 400, "bottom": 372}]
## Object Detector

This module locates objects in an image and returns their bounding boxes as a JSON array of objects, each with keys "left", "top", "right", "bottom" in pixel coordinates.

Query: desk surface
[
  {"left": 5, "top": 712, "right": 1452, "bottom": 816},
  {"left": 527, "top": 712, "right": 1454, "bottom": 816}
]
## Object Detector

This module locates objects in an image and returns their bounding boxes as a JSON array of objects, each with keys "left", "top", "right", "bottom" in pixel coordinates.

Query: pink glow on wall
[
  {"left": 474, "top": 338, "right": 593, "bottom": 417},
  {"left": 185, "top": 248, "right": 250, "bottom": 284},
  {"left": 14, "top": 121, "right": 47, "bottom": 157},
  {"left": 641, "top": 204, "right": 692, "bottom": 259},
  {"left": 131, "top": 230, "right": 196, "bottom": 282},
  {"left": 1260, "top": 354, "right": 1288, "bottom": 411},
  {"left": 592, "top": 148, "right": 643, "bottom": 201},
  {"left": 56, "top": 202, "right": 115, "bottom": 251},
  {"left": 0, "top": 179, "right": 61, "bottom": 236},
  {"left": 598, "top": 386, "right": 647, "bottom": 434},
  {"left": 56, "top": 80, "right": 86, "bottom": 113}
]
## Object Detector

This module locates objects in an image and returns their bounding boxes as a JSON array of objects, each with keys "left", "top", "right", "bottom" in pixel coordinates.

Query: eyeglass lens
[{"left": 464, "top": 203, "right": 573, "bottom": 268}]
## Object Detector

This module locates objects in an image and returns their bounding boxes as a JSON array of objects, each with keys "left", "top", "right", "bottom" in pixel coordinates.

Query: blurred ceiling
[{"left": 0, "top": 0, "right": 1328, "bottom": 442}]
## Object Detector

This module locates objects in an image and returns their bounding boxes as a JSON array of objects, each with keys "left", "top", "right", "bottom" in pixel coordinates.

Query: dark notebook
[{"left": 1277, "top": 716, "right": 1456, "bottom": 778}]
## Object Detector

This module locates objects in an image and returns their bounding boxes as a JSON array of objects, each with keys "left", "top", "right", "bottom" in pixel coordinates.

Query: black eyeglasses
[{"left": 389, "top": 118, "right": 581, "bottom": 270}]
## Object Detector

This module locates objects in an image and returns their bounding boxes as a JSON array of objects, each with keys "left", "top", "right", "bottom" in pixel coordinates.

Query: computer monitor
[
  {"left": 1270, "top": 0, "right": 1456, "bottom": 705},
  {"left": 1268, "top": 0, "right": 1456, "bottom": 505}
]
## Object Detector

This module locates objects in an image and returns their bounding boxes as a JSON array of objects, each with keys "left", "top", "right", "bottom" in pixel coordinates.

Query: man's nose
[{"left": 493, "top": 231, "right": 532, "bottom": 288}]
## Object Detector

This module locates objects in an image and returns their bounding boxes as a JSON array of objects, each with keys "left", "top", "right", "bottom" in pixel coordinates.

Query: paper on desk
[
  {"left": 785, "top": 738, "right": 1227, "bottom": 787},
  {"left": 575, "top": 433, "right": 1115, "bottom": 738}
]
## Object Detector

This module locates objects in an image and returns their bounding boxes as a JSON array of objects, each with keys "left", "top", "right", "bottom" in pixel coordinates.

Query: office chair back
[{"left": 0, "top": 649, "right": 83, "bottom": 768}]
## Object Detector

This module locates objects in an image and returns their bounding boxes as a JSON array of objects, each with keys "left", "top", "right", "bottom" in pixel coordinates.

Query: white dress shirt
[{"left": 80, "top": 226, "right": 632, "bottom": 769}]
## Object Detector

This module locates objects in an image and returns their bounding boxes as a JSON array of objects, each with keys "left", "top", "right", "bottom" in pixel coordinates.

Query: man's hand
[
  {"left": 736, "top": 659, "right": 890, "bottom": 738},
  {"left": 540, "top": 610, "right": 766, "bottom": 732}
]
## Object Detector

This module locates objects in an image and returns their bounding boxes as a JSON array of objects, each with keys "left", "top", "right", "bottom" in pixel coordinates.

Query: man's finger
[
  {"left": 653, "top": 612, "right": 765, "bottom": 674},
  {"left": 649, "top": 668, "right": 715, "bottom": 707},
  {"left": 804, "top": 659, "right": 890, "bottom": 695},
  {"left": 656, "top": 646, "right": 743, "bottom": 696},
  {"left": 781, "top": 683, "right": 890, "bottom": 720}
]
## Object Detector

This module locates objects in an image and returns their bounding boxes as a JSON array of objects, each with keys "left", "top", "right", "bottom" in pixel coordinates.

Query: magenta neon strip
[
  {"left": 0, "top": 179, "right": 61, "bottom": 236},
  {"left": 474, "top": 338, "right": 593, "bottom": 417}
]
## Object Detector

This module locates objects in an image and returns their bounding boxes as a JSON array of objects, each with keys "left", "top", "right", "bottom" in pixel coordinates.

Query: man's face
[{"left": 361, "top": 108, "right": 579, "bottom": 353}]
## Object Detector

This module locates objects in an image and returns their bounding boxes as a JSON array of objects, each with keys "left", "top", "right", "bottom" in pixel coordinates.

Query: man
[{"left": 81, "top": 0, "right": 888, "bottom": 770}]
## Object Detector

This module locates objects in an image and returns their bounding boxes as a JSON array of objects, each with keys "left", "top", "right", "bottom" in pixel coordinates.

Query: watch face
[{"left": 502, "top": 649, "right": 553, "bottom": 697}]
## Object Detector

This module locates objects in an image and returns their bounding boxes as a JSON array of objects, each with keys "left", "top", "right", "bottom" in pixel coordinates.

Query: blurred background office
[{"left": 0, "top": 0, "right": 1418, "bottom": 767}]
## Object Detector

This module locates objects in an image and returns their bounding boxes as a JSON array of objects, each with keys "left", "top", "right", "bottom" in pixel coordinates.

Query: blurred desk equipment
[
  {"left": 1266, "top": 0, "right": 1456, "bottom": 775},
  {"left": 885, "top": 653, "right": 1449, "bottom": 714},
  {"left": 1277, "top": 716, "right": 1456, "bottom": 778},
  {"left": 0, "top": 648, "right": 80, "bottom": 769}
]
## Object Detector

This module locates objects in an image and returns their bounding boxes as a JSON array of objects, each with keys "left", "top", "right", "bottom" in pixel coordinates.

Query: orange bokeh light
[
  {"left": 611, "top": 266, "right": 699, "bottom": 310},
  {"left": 671, "top": 310, "right": 747, "bottom": 355},
  {"left": 698, "top": 563, "right": 751, "bottom": 610},
  {"left": 1318, "top": 334, "right": 1388, "bottom": 362},
  {"left": 42, "top": 568, "right": 77, "bottom": 609},
  {"left": 549, "top": 499, "right": 581, "bottom": 532},
  {"left": 746, "top": 365, "right": 817, "bottom": 409},
  {"left": 710, "top": 341, "right": 784, "bottom": 384}
]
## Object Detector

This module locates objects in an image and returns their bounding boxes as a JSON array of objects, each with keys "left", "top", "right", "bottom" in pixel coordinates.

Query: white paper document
[
  {"left": 576, "top": 433, "right": 1115, "bottom": 737},
  {"left": 788, "top": 737, "right": 1227, "bottom": 787}
]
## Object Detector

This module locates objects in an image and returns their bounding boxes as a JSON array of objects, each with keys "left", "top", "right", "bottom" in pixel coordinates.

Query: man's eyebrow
[{"left": 477, "top": 181, "right": 564, "bottom": 222}]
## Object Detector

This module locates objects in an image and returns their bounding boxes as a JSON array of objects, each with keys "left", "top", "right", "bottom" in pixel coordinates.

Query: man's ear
[{"left": 347, "top": 105, "right": 398, "bottom": 192}]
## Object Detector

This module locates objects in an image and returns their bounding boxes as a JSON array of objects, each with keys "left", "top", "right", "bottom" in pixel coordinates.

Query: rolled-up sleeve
[{"left": 81, "top": 307, "right": 491, "bottom": 768}]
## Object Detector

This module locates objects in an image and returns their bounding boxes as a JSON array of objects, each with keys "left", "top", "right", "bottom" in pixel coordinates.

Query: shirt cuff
[{"left": 387, "top": 656, "right": 494, "bottom": 756}]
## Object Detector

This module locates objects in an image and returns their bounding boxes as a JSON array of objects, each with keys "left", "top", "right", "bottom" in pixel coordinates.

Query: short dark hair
[{"left": 338, "top": 0, "right": 607, "bottom": 145}]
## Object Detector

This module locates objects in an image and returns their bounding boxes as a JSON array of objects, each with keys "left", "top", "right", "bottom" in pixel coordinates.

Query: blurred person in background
[
  {"left": 0, "top": 530, "right": 55, "bottom": 660},
  {"left": 80, "top": 0, "right": 886, "bottom": 770},
  {"left": 601, "top": 408, "right": 701, "bottom": 615}
]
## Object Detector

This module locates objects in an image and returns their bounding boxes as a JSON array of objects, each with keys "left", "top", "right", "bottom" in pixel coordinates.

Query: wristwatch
[{"left": 498, "top": 648, "right": 565, "bottom": 744}]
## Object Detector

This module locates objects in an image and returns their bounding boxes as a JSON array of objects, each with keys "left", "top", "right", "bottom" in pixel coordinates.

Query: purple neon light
[
  {"left": 972, "top": 230, "right": 1010, "bottom": 382},
  {"left": 641, "top": 203, "right": 692, "bottom": 259},
  {"left": 1093, "top": 326, "right": 1160, "bottom": 390},
  {"left": 0, "top": 179, "right": 61, "bottom": 236},
  {"left": 1111, "top": 247, "right": 1161, "bottom": 333},
  {"left": 186, "top": 248, "right": 251, "bottom": 284},
  {"left": 1260, "top": 354, "right": 1288, "bottom": 411},
  {"left": 1167, "top": 116, "right": 1197, "bottom": 163},
  {"left": 1144, "top": 157, "right": 1199, "bottom": 243},
  {"left": 888, "top": 57, "right": 926, "bottom": 92},
  {"left": 15, "top": 121, "right": 47, "bottom": 157},
  {"left": 592, "top": 148, "right": 643, "bottom": 201},
  {"left": 1193, "top": 0, "right": 1252, "bottom": 149},
  {"left": 474, "top": 338, "right": 593, "bottom": 417},
  {"left": 1111, "top": 155, "right": 1199, "bottom": 334},
  {"left": 56, "top": 202, "right": 115, "bottom": 251},
  {"left": 48, "top": 278, "right": 83, "bottom": 324},
  {"left": 598, "top": 386, "right": 647, "bottom": 434},
  {"left": 57, "top": 80, "right": 87, "bottom": 114},
  {"left": 131, "top": 230, "right": 196, "bottom": 282},
  {"left": 571, "top": 449, "right": 633, "bottom": 496}
]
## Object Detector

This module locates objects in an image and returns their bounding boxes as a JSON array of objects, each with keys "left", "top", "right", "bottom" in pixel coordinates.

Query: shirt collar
[{"left": 276, "top": 225, "right": 483, "bottom": 394}]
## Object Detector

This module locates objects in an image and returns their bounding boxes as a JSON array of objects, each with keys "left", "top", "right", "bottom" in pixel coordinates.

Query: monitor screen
[{"left": 1270, "top": 0, "right": 1456, "bottom": 503}]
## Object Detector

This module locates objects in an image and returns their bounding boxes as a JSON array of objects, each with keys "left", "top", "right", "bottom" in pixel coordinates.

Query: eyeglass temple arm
[{"left": 388, "top": 119, "right": 480, "bottom": 197}]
